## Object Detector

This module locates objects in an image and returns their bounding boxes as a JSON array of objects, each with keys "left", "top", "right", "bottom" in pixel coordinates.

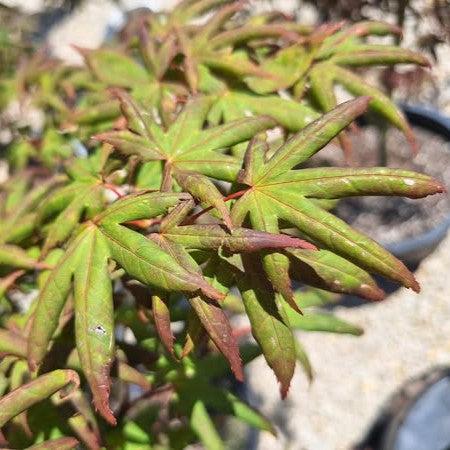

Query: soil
[{"left": 307, "top": 125, "right": 450, "bottom": 245}]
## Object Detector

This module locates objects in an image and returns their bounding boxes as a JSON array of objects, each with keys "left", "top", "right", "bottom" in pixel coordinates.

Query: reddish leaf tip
[
  {"left": 359, "top": 284, "right": 385, "bottom": 302},
  {"left": 233, "top": 364, "right": 245, "bottom": 382},
  {"left": 410, "top": 277, "right": 421, "bottom": 293},
  {"left": 58, "top": 370, "right": 81, "bottom": 400},
  {"left": 280, "top": 381, "right": 291, "bottom": 399},
  {"left": 93, "top": 388, "right": 117, "bottom": 426},
  {"left": 356, "top": 95, "right": 372, "bottom": 110},
  {"left": 289, "top": 237, "right": 317, "bottom": 251}
]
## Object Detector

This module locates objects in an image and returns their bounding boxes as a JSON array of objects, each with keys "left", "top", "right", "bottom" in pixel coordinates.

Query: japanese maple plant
[{"left": 0, "top": 1, "right": 445, "bottom": 449}]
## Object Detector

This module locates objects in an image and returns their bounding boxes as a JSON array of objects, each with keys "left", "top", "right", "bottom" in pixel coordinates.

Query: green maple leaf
[
  {"left": 226, "top": 97, "right": 443, "bottom": 392},
  {"left": 37, "top": 150, "right": 110, "bottom": 254},
  {"left": 245, "top": 21, "right": 430, "bottom": 153},
  {"left": 28, "top": 191, "right": 220, "bottom": 422},
  {"left": 231, "top": 97, "right": 444, "bottom": 296},
  {"left": 94, "top": 91, "right": 276, "bottom": 185},
  {"left": 28, "top": 187, "right": 317, "bottom": 420},
  {"left": 174, "top": 1, "right": 300, "bottom": 92},
  {"left": 0, "top": 174, "right": 61, "bottom": 273}
]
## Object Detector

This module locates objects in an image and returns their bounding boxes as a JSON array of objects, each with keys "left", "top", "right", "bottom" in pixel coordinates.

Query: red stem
[{"left": 182, "top": 189, "right": 249, "bottom": 225}]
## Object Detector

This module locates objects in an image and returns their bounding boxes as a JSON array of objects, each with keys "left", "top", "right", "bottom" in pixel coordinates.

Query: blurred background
[{"left": 1, "top": 1, "right": 449, "bottom": 449}]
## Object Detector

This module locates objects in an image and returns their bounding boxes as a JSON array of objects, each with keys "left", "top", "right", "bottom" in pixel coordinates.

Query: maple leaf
[
  {"left": 226, "top": 97, "right": 444, "bottom": 392},
  {"left": 245, "top": 20, "right": 430, "bottom": 155},
  {"left": 37, "top": 150, "right": 110, "bottom": 254},
  {"left": 94, "top": 91, "right": 276, "bottom": 186}
]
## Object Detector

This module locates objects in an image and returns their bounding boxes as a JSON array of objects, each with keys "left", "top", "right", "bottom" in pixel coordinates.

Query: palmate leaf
[
  {"left": 37, "top": 152, "right": 108, "bottom": 254},
  {"left": 232, "top": 97, "right": 444, "bottom": 294},
  {"left": 94, "top": 91, "right": 276, "bottom": 184},
  {"left": 28, "top": 191, "right": 222, "bottom": 423},
  {"left": 208, "top": 89, "right": 319, "bottom": 130},
  {"left": 244, "top": 20, "right": 429, "bottom": 151},
  {"left": 226, "top": 97, "right": 444, "bottom": 392},
  {"left": 28, "top": 188, "right": 308, "bottom": 420},
  {"left": 173, "top": 0, "right": 297, "bottom": 93},
  {"left": 75, "top": 45, "right": 188, "bottom": 129}
]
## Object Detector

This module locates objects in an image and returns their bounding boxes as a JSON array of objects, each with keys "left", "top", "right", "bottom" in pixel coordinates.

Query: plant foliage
[{"left": 0, "top": 1, "right": 444, "bottom": 448}]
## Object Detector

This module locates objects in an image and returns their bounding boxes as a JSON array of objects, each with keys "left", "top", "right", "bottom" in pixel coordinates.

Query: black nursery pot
[
  {"left": 382, "top": 104, "right": 450, "bottom": 264},
  {"left": 356, "top": 366, "right": 450, "bottom": 450}
]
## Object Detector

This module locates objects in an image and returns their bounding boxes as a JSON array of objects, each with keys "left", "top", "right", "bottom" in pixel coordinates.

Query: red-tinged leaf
[
  {"left": 244, "top": 192, "right": 302, "bottom": 313},
  {"left": 117, "top": 361, "right": 151, "bottom": 391},
  {"left": 152, "top": 293, "right": 176, "bottom": 358},
  {"left": 265, "top": 192, "right": 419, "bottom": 292},
  {"left": 27, "top": 437, "right": 80, "bottom": 450},
  {"left": 70, "top": 100, "right": 120, "bottom": 126},
  {"left": 238, "top": 255, "right": 296, "bottom": 398},
  {"left": 207, "top": 52, "right": 273, "bottom": 79},
  {"left": 189, "top": 295, "right": 243, "bottom": 382},
  {"left": 162, "top": 224, "right": 316, "bottom": 253},
  {"left": 210, "top": 24, "right": 301, "bottom": 48},
  {"left": 174, "top": 169, "right": 233, "bottom": 229},
  {"left": 92, "top": 130, "right": 164, "bottom": 161},
  {"left": 96, "top": 191, "right": 191, "bottom": 225},
  {"left": 330, "top": 45, "right": 430, "bottom": 67},
  {"left": 0, "top": 369, "right": 80, "bottom": 427},
  {"left": 245, "top": 45, "right": 313, "bottom": 94},
  {"left": 289, "top": 249, "right": 385, "bottom": 301},
  {"left": 0, "top": 270, "right": 25, "bottom": 299},
  {"left": 238, "top": 134, "right": 269, "bottom": 186},
  {"left": 0, "top": 329, "right": 27, "bottom": 358},
  {"left": 160, "top": 199, "right": 195, "bottom": 232},
  {"left": 319, "top": 21, "right": 402, "bottom": 56},
  {"left": 331, "top": 65, "right": 416, "bottom": 146},
  {"left": 150, "top": 234, "right": 241, "bottom": 377},
  {"left": 0, "top": 245, "right": 39, "bottom": 270},
  {"left": 77, "top": 47, "right": 150, "bottom": 87},
  {"left": 178, "top": 0, "right": 236, "bottom": 21},
  {"left": 139, "top": 28, "right": 177, "bottom": 80},
  {"left": 307, "top": 20, "right": 347, "bottom": 45},
  {"left": 268, "top": 167, "right": 446, "bottom": 199},
  {"left": 110, "top": 88, "right": 154, "bottom": 138},
  {"left": 101, "top": 222, "right": 224, "bottom": 301},
  {"left": 28, "top": 230, "right": 87, "bottom": 371},
  {"left": 73, "top": 227, "right": 116, "bottom": 425},
  {"left": 177, "top": 28, "right": 200, "bottom": 93},
  {"left": 257, "top": 97, "right": 370, "bottom": 182},
  {"left": 200, "top": 1, "right": 245, "bottom": 41}
]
